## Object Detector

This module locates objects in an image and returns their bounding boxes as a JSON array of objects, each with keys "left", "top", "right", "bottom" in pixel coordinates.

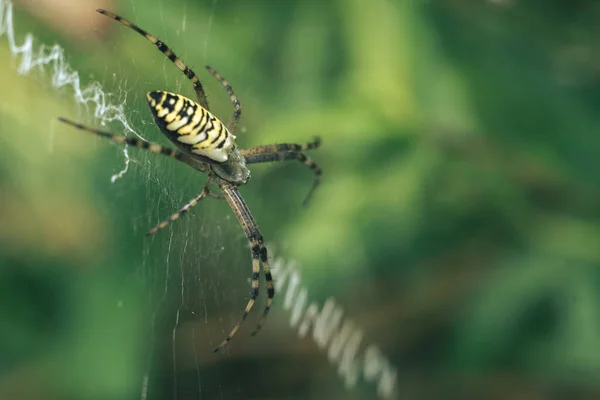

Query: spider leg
[
  {"left": 213, "top": 181, "right": 273, "bottom": 352},
  {"left": 58, "top": 117, "right": 189, "bottom": 162},
  {"left": 241, "top": 137, "right": 321, "bottom": 155},
  {"left": 250, "top": 244, "right": 273, "bottom": 337},
  {"left": 240, "top": 138, "right": 322, "bottom": 206},
  {"left": 97, "top": 9, "right": 210, "bottom": 111},
  {"left": 146, "top": 176, "right": 219, "bottom": 236},
  {"left": 205, "top": 66, "right": 241, "bottom": 134}
]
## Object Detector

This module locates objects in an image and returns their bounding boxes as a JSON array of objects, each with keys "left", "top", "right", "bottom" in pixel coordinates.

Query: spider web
[{"left": 0, "top": 0, "right": 398, "bottom": 399}]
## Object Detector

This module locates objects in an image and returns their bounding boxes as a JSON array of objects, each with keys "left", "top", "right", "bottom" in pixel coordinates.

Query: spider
[{"left": 58, "top": 9, "right": 321, "bottom": 353}]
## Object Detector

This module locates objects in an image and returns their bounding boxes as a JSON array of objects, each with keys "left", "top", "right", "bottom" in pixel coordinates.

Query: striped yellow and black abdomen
[{"left": 146, "top": 91, "right": 235, "bottom": 163}]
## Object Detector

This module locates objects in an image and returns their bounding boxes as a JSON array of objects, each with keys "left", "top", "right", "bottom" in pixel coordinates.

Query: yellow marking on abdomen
[
  {"left": 166, "top": 116, "right": 190, "bottom": 131},
  {"left": 190, "top": 111, "right": 209, "bottom": 136},
  {"left": 177, "top": 107, "right": 204, "bottom": 135},
  {"left": 147, "top": 90, "right": 235, "bottom": 163},
  {"left": 164, "top": 96, "right": 184, "bottom": 122},
  {"left": 178, "top": 131, "right": 207, "bottom": 145},
  {"left": 194, "top": 117, "right": 223, "bottom": 148}
]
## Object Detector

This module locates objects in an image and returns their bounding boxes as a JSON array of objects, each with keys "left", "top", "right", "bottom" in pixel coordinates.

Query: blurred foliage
[{"left": 2, "top": 0, "right": 600, "bottom": 399}]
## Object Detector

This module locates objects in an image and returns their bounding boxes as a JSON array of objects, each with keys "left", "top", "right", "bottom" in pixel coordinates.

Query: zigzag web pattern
[
  {"left": 270, "top": 248, "right": 399, "bottom": 400},
  {"left": 0, "top": 0, "right": 141, "bottom": 182}
]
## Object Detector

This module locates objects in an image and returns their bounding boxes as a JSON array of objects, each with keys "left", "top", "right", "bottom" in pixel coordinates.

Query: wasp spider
[{"left": 59, "top": 9, "right": 321, "bottom": 353}]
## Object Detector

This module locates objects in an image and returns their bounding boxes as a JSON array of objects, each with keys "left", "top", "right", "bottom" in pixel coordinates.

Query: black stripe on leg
[
  {"left": 184, "top": 67, "right": 195, "bottom": 79},
  {"left": 166, "top": 51, "right": 178, "bottom": 62},
  {"left": 249, "top": 287, "right": 259, "bottom": 299},
  {"left": 265, "top": 272, "right": 274, "bottom": 298},
  {"left": 303, "top": 137, "right": 321, "bottom": 150},
  {"left": 130, "top": 25, "right": 147, "bottom": 36},
  {"left": 250, "top": 242, "right": 274, "bottom": 338},
  {"left": 155, "top": 41, "right": 176, "bottom": 62},
  {"left": 259, "top": 246, "right": 268, "bottom": 263},
  {"left": 251, "top": 244, "right": 261, "bottom": 259}
]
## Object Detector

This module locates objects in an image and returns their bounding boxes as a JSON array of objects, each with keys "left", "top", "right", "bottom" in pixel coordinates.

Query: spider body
[
  {"left": 59, "top": 9, "right": 322, "bottom": 352},
  {"left": 146, "top": 90, "right": 250, "bottom": 184}
]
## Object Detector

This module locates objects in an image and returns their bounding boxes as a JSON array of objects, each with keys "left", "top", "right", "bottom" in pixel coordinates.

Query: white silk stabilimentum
[
  {"left": 270, "top": 251, "right": 398, "bottom": 399},
  {"left": 0, "top": 0, "right": 137, "bottom": 183}
]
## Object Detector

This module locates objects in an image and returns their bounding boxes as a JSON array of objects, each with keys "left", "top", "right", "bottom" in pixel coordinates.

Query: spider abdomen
[{"left": 146, "top": 91, "right": 235, "bottom": 163}]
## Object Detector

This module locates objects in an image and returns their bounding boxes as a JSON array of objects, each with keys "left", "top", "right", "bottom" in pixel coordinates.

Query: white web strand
[
  {"left": 0, "top": 0, "right": 141, "bottom": 182},
  {"left": 270, "top": 249, "right": 399, "bottom": 400}
]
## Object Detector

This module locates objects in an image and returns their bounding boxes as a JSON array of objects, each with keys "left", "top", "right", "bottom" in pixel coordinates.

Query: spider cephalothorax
[{"left": 59, "top": 9, "right": 322, "bottom": 353}]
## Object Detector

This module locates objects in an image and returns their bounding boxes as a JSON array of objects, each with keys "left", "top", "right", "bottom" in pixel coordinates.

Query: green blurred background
[{"left": 2, "top": 0, "right": 600, "bottom": 399}]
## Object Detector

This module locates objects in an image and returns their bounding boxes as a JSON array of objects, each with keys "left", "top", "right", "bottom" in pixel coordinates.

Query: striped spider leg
[
  {"left": 97, "top": 9, "right": 211, "bottom": 111},
  {"left": 57, "top": 118, "right": 219, "bottom": 229},
  {"left": 145, "top": 174, "right": 221, "bottom": 237},
  {"left": 206, "top": 65, "right": 241, "bottom": 133},
  {"left": 60, "top": 9, "right": 322, "bottom": 352},
  {"left": 214, "top": 181, "right": 273, "bottom": 351},
  {"left": 240, "top": 138, "right": 322, "bottom": 206}
]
